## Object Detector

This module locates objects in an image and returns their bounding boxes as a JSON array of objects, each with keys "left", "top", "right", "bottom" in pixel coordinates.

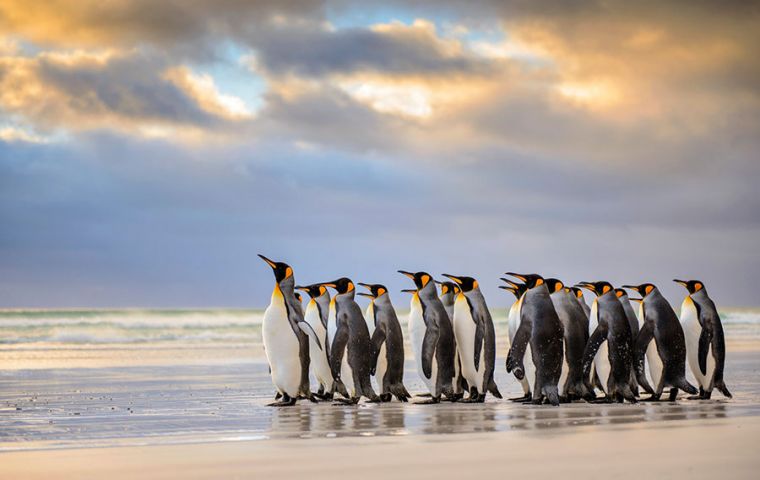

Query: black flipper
[
  {"left": 582, "top": 326, "right": 607, "bottom": 383},
  {"left": 329, "top": 321, "right": 349, "bottom": 380},
  {"left": 634, "top": 322, "right": 655, "bottom": 394},
  {"left": 421, "top": 323, "right": 439, "bottom": 380},
  {"left": 506, "top": 321, "right": 531, "bottom": 379},
  {"left": 698, "top": 328, "right": 712, "bottom": 376}
]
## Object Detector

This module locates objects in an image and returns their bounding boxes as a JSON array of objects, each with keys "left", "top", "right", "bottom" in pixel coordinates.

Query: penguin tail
[
  {"left": 675, "top": 376, "right": 698, "bottom": 395},
  {"left": 542, "top": 385, "right": 560, "bottom": 407},
  {"left": 714, "top": 380, "right": 732, "bottom": 399},
  {"left": 488, "top": 380, "right": 502, "bottom": 399}
]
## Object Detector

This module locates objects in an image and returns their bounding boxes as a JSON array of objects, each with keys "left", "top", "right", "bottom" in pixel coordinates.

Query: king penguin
[
  {"left": 577, "top": 281, "right": 637, "bottom": 403},
  {"left": 615, "top": 288, "right": 647, "bottom": 397},
  {"left": 622, "top": 283, "right": 697, "bottom": 401},
  {"left": 570, "top": 287, "right": 591, "bottom": 318},
  {"left": 674, "top": 279, "right": 731, "bottom": 399},
  {"left": 545, "top": 278, "right": 592, "bottom": 401},
  {"left": 295, "top": 283, "right": 336, "bottom": 399},
  {"left": 322, "top": 278, "right": 379, "bottom": 404},
  {"left": 504, "top": 273, "right": 564, "bottom": 406},
  {"left": 499, "top": 279, "right": 533, "bottom": 402},
  {"left": 399, "top": 270, "right": 457, "bottom": 404},
  {"left": 438, "top": 280, "right": 467, "bottom": 399},
  {"left": 358, "top": 283, "right": 410, "bottom": 402},
  {"left": 258, "top": 254, "right": 313, "bottom": 406},
  {"left": 442, "top": 274, "right": 502, "bottom": 402}
]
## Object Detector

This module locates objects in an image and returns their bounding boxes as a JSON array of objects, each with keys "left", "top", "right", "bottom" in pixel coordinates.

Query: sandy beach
[{"left": 2, "top": 319, "right": 759, "bottom": 479}]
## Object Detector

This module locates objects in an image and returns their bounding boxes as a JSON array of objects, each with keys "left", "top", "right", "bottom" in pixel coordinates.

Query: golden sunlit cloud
[
  {"left": 555, "top": 81, "right": 621, "bottom": 109},
  {"left": 338, "top": 79, "right": 433, "bottom": 118},
  {"left": 164, "top": 67, "right": 254, "bottom": 120}
]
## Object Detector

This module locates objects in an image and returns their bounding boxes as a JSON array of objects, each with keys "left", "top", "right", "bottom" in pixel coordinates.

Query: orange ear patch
[
  {"left": 473, "top": 280, "right": 479, "bottom": 289},
  {"left": 377, "top": 287, "right": 386, "bottom": 296},
  {"left": 285, "top": 266, "right": 293, "bottom": 278},
  {"left": 319, "top": 286, "right": 326, "bottom": 296},
  {"left": 694, "top": 282, "right": 703, "bottom": 292},
  {"left": 615, "top": 290, "right": 623, "bottom": 298},
  {"left": 421, "top": 274, "right": 430, "bottom": 287},
  {"left": 346, "top": 282, "right": 354, "bottom": 292},
  {"left": 645, "top": 285, "right": 654, "bottom": 295},
  {"left": 536, "top": 278, "right": 544, "bottom": 286},
  {"left": 602, "top": 285, "right": 611, "bottom": 294}
]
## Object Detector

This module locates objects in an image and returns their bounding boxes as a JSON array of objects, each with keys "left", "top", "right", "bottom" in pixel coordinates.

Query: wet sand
[{"left": 1, "top": 349, "right": 759, "bottom": 478}]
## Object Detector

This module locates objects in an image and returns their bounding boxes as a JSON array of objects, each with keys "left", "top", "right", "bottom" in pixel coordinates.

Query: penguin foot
[
  {"left": 332, "top": 397, "right": 360, "bottom": 406},
  {"left": 267, "top": 394, "right": 297, "bottom": 407},
  {"left": 380, "top": 393, "right": 393, "bottom": 402},
  {"left": 307, "top": 393, "right": 320, "bottom": 403},
  {"left": 415, "top": 393, "right": 433, "bottom": 398},
  {"left": 640, "top": 395, "right": 662, "bottom": 402},
  {"left": 414, "top": 397, "right": 441, "bottom": 405},
  {"left": 445, "top": 393, "right": 464, "bottom": 402},
  {"left": 509, "top": 393, "right": 532, "bottom": 402},
  {"left": 686, "top": 395, "right": 703, "bottom": 400},
  {"left": 365, "top": 395, "right": 382, "bottom": 403},
  {"left": 589, "top": 397, "right": 613, "bottom": 404}
]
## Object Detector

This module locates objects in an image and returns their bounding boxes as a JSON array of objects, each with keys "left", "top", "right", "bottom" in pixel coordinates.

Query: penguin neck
[
  {"left": 277, "top": 276, "right": 295, "bottom": 296},
  {"left": 418, "top": 283, "right": 438, "bottom": 302},
  {"left": 373, "top": 294, "right": 391, "bottom": 309}
]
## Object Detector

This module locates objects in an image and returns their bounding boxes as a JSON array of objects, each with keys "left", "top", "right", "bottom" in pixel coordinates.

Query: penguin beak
[
  {"left": 400, "top": 288, "right": 416, "bottom": 293},
  {"left": 320, "top": 281, "right": 338, "bottom": 289},
  {"left": 294, "top": 285, "right": 308, "bottom": 291},
  {"left": 673, "top": 279, "right": 688, "bottom": 288},
  {"left": 505, "top": 272, "right": 526, "bottom": 281},
  {"left": 397, "top": 270, "right": 415, "bottom": 279},
  {"left": 257, "top": 254, "right": 277, "bottom": 269},
  {"left": 441, "top": 274, "right": 463, "bottom": 285},
  {"left": 498, "top": 285, "right": 515, "bottom": 292},
  {"left": 576, "top": 282, "right": 595, "bottom": 293},
  {"left": 500, "top": 278, "right": 521, "bottom": 288},
  {"left": 357, "top": 282, "right": 372, "bottom": 290},
  {"left": 629, "top": 297, "right": 644, "bottom": 303},
  {"left": 621, "top": 284, "right": 637, "bottom": 291},
  {"left": 357, "top": 292, "right": 374, "bottom": 298}
]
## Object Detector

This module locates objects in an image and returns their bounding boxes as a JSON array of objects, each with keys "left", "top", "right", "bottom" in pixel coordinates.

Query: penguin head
[
  {"left": 398, "top": 270, "right": 434, "bottom": 291},
  {"left": 505, "top": 272, "right": 544, "bottom": 289},
  {"left": 673, "top": 279, "right": 705, "bottom": 295},
  {"left": 441, "top": 274, "right": 479, "bottom": 293},
  {"left": 435, "top": 281, "right": 460, "bottom": 296},
  {"left": 294, "top": 292, "right": 302, "bottom": 303},
  {"left": 621, "top": 283, "right": 657, "bottom": 298},
  {"left": 295, "top": 283, "right": 328, "bottom": 300},
  {"left": 569, "top": 286, "right": 585, "bottom": 300},
  {"left": 544, "top": 278, "right": 564, "bottom": 293},
  {"left": 499, "top": 278, "right": 527, "bottom": 299},
  {"left": 577, "top": 281, "right": 614, "bottom": 297},
  {"left": 321, "top": 277, "right": 355, "bottom": 295},
  {"left": 357, "top": 283, "right": 388, "bottom": 299},
  {"left": 614, "top": 288, "right": 629, "bottom": 299},
  {"left": 258, "top": 254, "right": 294, "bottom": 284}
]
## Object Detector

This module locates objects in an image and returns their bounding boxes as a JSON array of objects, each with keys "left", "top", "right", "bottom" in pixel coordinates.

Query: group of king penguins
[{"left": 258, "top": 254, "right": 732, "bottom": 407}]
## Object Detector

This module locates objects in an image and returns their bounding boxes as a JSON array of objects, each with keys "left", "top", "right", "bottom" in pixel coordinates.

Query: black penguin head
[
  {"left": 398, "top": 270, "right": 433, "bottom": 290},
  {"left": 614, "top": 288, "right": 629, "bottom": 299},
  {"left": 569, "top": 286, "right": 585, "bottom": 299},
  {"left": 295, "top": 283, "right": 328, "bottom": 299},
  {"left": 577, "top": 281, "right": 614, "bottom": 297},
  {"left": 322, "top": 277, "right": 355, "bottom": 295},
  {"left": 441, "top": 274, "right": 478, "bottom": 292},
  {"left": 544, "top": 278, "right": 565, "bottom": 293},
  {"left": 505, "top": 272, "right": 545, "bottom": 289},
  {"left": 621, "top": 283, "right": 657, "bottom": 298},
  {"left": 294, "top": 292, "right": 302, "bottom": 302},
  {"left": 357, "top": 283, "right": 388, "bottom": 299},
  {"left": 673, "top": 279, "right": 705, "bottom": 295},
  {"left": 258, "top": 254, "right": 294, "bottom": 284},
  {"left": 435, "top": 281, "right": 460, "bottom": 296}
]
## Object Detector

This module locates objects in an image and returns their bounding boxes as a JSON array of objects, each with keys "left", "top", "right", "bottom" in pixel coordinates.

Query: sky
[{"left": 1, "top": 0, "right": 759, "bottom": 308}]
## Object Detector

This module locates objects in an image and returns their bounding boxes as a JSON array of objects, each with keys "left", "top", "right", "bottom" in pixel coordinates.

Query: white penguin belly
[
  {"left": 589, "top": 300, "right": 611, "bottom": 394},
  {"left": 376, "top": 343, "right": 387, "bottom": 389},
  {"left": 409, "top": 295, "right": 436, "bottom": 394},
  {"left": 340, "top": 351, "right": 356, "bottom": 397},
  {"left": 508, "top": 297, "right": 534, "bottom": 394},
  {"left": 680, "top": 297, "right": 715, "bottom": 390},
  {"left": 262, "top": 288, "right": 301, "bottom": 396},
  {"left": 327, "top": 299, "right": 337, "bottom": 354},
  {"left": 454, "top": 295, "right": 485, "bottom": 393},
  {"left": 305, "top": 301, "right": 332, "bottom": 389}
]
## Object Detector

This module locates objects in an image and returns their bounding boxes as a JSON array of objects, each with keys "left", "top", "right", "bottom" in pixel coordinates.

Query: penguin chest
[
  {"left": 305, "top": 302, "right": 332, "bottom": 388},
  {"left": 453, "top": 295, "right": 485, "bottom": 392},
  {"left": 365, "top": 303, "right": 375, "bottom": 336},
  {"left": 326, "top": 300, "right": 338, "bottom": 353},
  {"left": 262, "top": 289, "right": 301, "bottom": 395},
  {"left": 589, "top": 300, "right": 611, "bottom": 393},
  {"left": 340, "top": 343, "right": 356, "bottom": 397},
  {"left": 680, "top": 297, "right": 714, "bottom": 389}
]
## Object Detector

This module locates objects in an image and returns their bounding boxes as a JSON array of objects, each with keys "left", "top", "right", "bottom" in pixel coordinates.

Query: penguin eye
[{"left": 644, "top": 285, "right": 654, "bottom": 295}]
